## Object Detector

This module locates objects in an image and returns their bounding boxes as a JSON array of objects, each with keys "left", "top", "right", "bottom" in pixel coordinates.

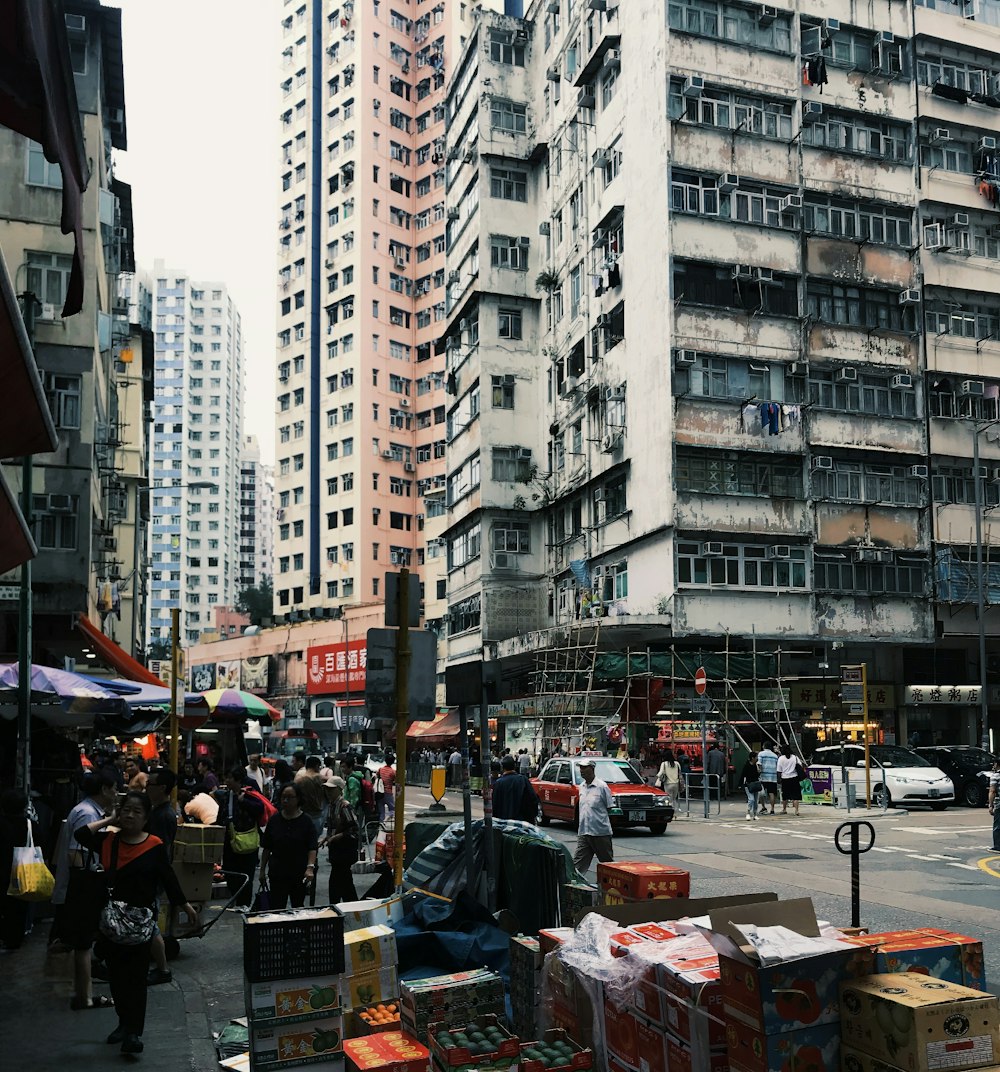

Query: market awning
[
  {"left": 406, "top": 708, "right": 460, "bottom": 739},
  {"left": 0, "top": 469, "right": 36, "bottom": 574},
  {"left": 74, "top": 614, "right": 165, "bottom": 686}
]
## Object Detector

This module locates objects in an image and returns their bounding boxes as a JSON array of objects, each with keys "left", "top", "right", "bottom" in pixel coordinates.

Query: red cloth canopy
[{"left": 74, "top": 614, "right": 165, "bottom": 686}]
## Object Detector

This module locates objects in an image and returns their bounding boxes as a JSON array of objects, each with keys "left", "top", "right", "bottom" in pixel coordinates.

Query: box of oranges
[{"left": 355, "top": 1003, "right": 401, "bottom": 1034}]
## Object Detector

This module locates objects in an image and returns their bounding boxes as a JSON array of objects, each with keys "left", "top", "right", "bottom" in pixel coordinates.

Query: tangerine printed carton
[
  {"left": 841, "top": 929, "right": 986, "bottom": 992},
  {"left": 597, "top": 862, "right": 690, "bottom": 904},
  {"left": 344, "top": 1031, "right": 430, "bottom": 1072}
]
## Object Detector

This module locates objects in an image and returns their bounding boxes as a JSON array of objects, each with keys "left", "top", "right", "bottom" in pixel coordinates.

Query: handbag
[
  {"left": 98, "top": 836, "right": 155, "bottom": 946},
  {"left": 7, "top": 820, "right": 54, "bottom": 902},
  {"left": 795, "top": 762, "right": 806, "bottom": 780},
  {"left": 229, "top": 823, "right": 260, "bottom": 855},
  {"left": 746, "top": 780, "right": 763, "bottom": 795}
]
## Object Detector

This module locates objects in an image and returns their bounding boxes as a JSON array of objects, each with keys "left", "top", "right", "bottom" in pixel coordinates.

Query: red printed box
[
  {"left": 725, "top": 1018, "right": 840, "bottom": 1072},
  {"left": 597, "top": 862, "right": 690, "bottom": 903},
  {"left": 664, "top": 1031, "right": 729, "bottom": 1072},
  {"left": 842, "top": 929, "right": 987, "bottom": 992},
  {"left": 633, "top": 1020, "right": 667, "bottom": 1072},
  {"left": 659, "top": 957, "right": 724, "bottom": 1049},
  {"left": 602, "top": 997, "right": 641, "bottom": 1071}
]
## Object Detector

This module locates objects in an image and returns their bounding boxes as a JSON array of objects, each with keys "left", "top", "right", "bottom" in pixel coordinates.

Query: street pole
[
  {"left": 15, "top": 292, "right": 38, "bottom": 794},
  {"left": 480, "top": 665, "right": 495, "bottom": 911},
  {"left": 460, "top": 704, "right": 475, "bottom": 893},
  {"left": 861, "top": 662, "right": 871, "bottom": 811},
  {"left": 392, "top": 568, "right": 411, "bottom": 889},
  {"left": 169, "top": 606, "right": 180, "bottom": 805},
  {"left": 973, "top": 427, "right": 992, "bottom": 753}
]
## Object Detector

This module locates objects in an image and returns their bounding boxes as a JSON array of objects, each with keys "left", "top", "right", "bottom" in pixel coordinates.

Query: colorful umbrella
[
  {"left": 0, "top": 662, "right": 131, "bottom": 727},
  {"left": 182, "top": 688, "right": 280, "bottom": 729}
]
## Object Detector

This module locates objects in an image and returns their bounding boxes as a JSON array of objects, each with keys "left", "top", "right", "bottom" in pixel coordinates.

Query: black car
[{"left": 914, "top": 746, "right": 998, "bottom": 807}]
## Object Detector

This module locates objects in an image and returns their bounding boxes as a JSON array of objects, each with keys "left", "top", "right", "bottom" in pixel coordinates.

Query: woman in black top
[
  {"left": 76, "top": 792, "right": 198, "bottom": 1056},
  {"left": 269, "top": 759, "right": 295, "bottom": 806},
  {"left": 259, "top": 782, "right": 318, "bottom": 909}
]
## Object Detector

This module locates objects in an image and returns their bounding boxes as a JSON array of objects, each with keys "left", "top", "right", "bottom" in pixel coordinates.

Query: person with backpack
[
  {"left": 492, "top": 755, "right": 540, "bottom": 822},
  {"left": 319, "top": 777, "right": 359, "bottom": 904},
  {"left": 293, "top": 756, "right": 327, "bottom": 837},
  {"left": 339, "top": 755, "right": 364, "bottom": 811}
]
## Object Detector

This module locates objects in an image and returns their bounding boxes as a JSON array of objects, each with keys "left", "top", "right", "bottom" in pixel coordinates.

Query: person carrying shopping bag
[
  {"left": 75, "top": 792, "right": 198, "bottom": 1056},
  {"left": 739, "top": 752, "right": 763, "bottom": 821},
  {"left": 654, "top": 749, "right": 684, "bottom": 803}
]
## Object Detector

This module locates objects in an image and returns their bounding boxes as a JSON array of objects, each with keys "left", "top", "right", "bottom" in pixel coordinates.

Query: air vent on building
[
  {"left": 812, "top": 456, "right": 834, "bottom": 470},
  {"left": 891, "top": 373, "right": 913, "bottom": 389}
]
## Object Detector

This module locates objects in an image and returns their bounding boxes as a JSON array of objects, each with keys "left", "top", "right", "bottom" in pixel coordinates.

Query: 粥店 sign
[
  {"left": 788, "top": 683, "right": 895, "bottom": 709},
  {"left": 903, "top": 684, "right": 984, "bottom": 705},
  {"left": 306, "top": 639, "right": 367, "bottom": 694}
]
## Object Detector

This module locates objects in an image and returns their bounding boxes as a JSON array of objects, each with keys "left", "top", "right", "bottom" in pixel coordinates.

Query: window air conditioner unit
[
  {"left": 517, "top": 236, "right": 530, "bottom": 248},
  {"left": 546, "top": 65, "right": 561, "bottom": 82},
  {"left": 589, "top": 0, "right": 607, "bottom": 9},
  {"left": 447, "top": 207, "right": 460, "bottom": 220},
  {"left": 601, "top": 432, "right": 621, "bottom": 452},
  {"left": 837, "top": 366, "right": 857, "bottom": 382},
  {"left": 733, "top": 264, "right": 755, "bottom": 281},
  {"left": 459, "top": 318, "right": 470, "bottom": 332},
  {"left": 980, "top": 136, "right": 997, "bottom": 151},
  {"left": 767, "top": 545, "right": 792, "bottom": 560},
  {"left": 463, "top": 147, "right": 476, "bottom": 163},
  {"left": 788, "top": 361, "right": 807, "bottom": 376},
  {"left": 924, "top": 223, "right": 949, "bottom": 252},
  {"left": 718, "top": 173, "right": 740, "bottom": 192},
  {"left": 593, "top": 147, "right": 610, "bottom": 167},
  {"left": 675, "top": 349, "right": 698, "bottom": 366},
  {"left": 779, "top": 194, "right": 802, "bottom": 212},
  {"left": 382, "top": 449, "right": 394, "bottom": 458},
  {"left": 702, "top": 541, "right": 724, "bottom": 557},
  {"left": 492, "top": 552, "right": 518, "bottom": 570},
  {"left": 596, "top": 313, "right": 612, "bottom": 327},
  {"left": 961, "top": 379, "right": 985, "bottom": 397},
  {"left": 547, "top": 0, "right": 560, "bottom": 11},
  {"left": 812, "top": 455, "right": 834, "bottom": 470},
  {"left": 992, "top": 467, "right": 1000, "bottom": 483},
  {"left": 394, "top": 256, "right": 406, "bottom": 269},
  {"left": 891, "top": 373, "right": 913, "bottom": 389},
  {"left": 977, "top": 465, "right": 990, "bottom": 479},
  {"left": 605, "top": 386, "right": 626, "bottom": 402},
  {"left": 899, "top": 288, "right": 920, "bottom": 305},
  {"left": 539, "top": 222, "right": 551, "bottom": 236},
  {"left": 682, "top": 75, "right": 704, "bottom": 99},
  {"left": 399, "top": 397, "right": 410, "bottom": 407},
  {"left": 447, "top": 270, "right": 461, "bottom": 283},
  {"left": 825, "top": 18, "right": 841, "bottom": 32},
  {"left": 604, "top": 48, "right": 621, "bottom": 69},
  {"left": 909, "top": 465, "right": 929, "bottom": 479},
  {"left": 50, "top": 494, "right": 73, "bottom": 512},
  {"left": 65, "top": 13, "right": 86, "bottom": 34},
  {"left": 952, "top": 213, "right": 970, "bottom": 227},
  {"left": 39, "top": 302, "right": 59, "bottom": 321},
  {"left": 753, "top": 267, "right": 775, "bottom": 283},
  {"left": 855, "top": 546, "right": 889, "bottom": 564},
  {"left": 404, "top": 462, "right": 415, "bottom": 472},
  {"left": 803, "top": 102, "right": 823, "bottom": 124},
  {"left": 578, "top": 86, "right": 596, "bottom": 109},
  {"left": 931, "top": 128, "right": 952, "bottom": 144},
  {"left": 758, "top": 5, "right": 777, "bottom": 24},
  {"left": 593, "top": 490, "right": 606, "bottom": 503}
]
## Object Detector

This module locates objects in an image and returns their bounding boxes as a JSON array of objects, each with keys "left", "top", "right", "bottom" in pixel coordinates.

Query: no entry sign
[{"left": 694, "top": 666, "right": 707, "bottom": 695}]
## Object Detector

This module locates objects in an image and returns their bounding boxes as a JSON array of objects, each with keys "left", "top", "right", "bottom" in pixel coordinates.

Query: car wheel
[
  {"left": 873, "top": 783, "right": 892, "bottom": 809},
  {"left": 963, "top": 782, "right": 984, "bottom": 808},
  {"left": 929, "top": 802, "right": 949, "bottom": 811},
  {"left": 648, "top": 823, "right": 668, "bottom": 836},
  {"left": 537, "top": 804, "right": 551, "bottom": 826}
]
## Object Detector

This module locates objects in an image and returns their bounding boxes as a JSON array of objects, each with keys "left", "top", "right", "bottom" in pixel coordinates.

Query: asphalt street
[{"left": 4, "top": 789, "right": 996, "bottom": 1071}]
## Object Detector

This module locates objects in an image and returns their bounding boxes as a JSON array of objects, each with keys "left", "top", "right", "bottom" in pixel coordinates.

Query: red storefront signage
[{"left": 306, "top": 639, "right": 368, "bottom": 694}]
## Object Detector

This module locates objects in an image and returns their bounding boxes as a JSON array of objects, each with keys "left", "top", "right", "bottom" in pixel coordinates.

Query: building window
[
  {"left": 491, "top": 446, "right": 532, "bottom": 482},
  {"left": 491, "top": 374, "right": 515, "bottom": 409},
  {"left": 668, "top": 80, "right": 793, "bottom": 139},
  {"left": 491, "top": 520, "right": 529, "bottom": 553},
  {"left": 447, "top": 521, "right": 482, "bottom": 568},
  {"left": 675, "top": 448, "right": 803, "bottom": 498},
  {"left": 785, "top": 369, "right": 917, "bottom": 418},
  {"left": 805, "top": 280, "right": 913, "bottom": 332},
  {"left": 47, "top": 374, "right": 81, "bottom": 429},
  {"left": 26, "top": 140, "right": 63, "bottom": 188},
  {"left": 498, "top": 307, "right": 522, "bottom": 339},
  {"left": 490, "top": 166, "right": 528, "bottom": 202},
  {"left": 667, "top": 0, "right": 792, "bottom": 52},
  {"left": 681, "top": 353, "right": 774, "bottom": 401},
  {"left": 802, "top": 108, "right": 911, "bottom": 162},
  {"left": 673, "top": 261, "right": 798, "bottom": 316},
  {"left": 814, "top": 458, "right": 925, "bottom": 506},
  {"left": 34, "top": 496, "right": 79, "bottom": 550},
  {"left": 803, "top": 196, "right": 912, "bottom": 246},
  {"left": 814, "top": 552, "right": 926, "bottom": 596},
  {"left": 677, "top": 540, "right": 808, "bottom": 589},
  {"left": 491, "top": 98, "right": 528, "bottom": 134},
  {"left": 489, "top": 29, "right": 525, "bottom": 65},
  {"left": 490, "top": 236, "right": 529, "bottom": 271},
  {"left": 26, "top": 251, "right": 74, "bottom": 308}
]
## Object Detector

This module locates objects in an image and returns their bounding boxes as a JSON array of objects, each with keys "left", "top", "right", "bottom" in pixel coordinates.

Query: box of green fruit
[
  {"left": 429, "top": 1015, "right": 520, "bottom": 1067},
  {"left": 519, "top": 1030, "right": 592, "bottom": 1072}
]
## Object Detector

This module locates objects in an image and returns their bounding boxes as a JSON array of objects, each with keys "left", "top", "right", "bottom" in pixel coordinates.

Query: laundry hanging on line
[{"left": 741, "top": 401, "right": 802, "bottom": 437}]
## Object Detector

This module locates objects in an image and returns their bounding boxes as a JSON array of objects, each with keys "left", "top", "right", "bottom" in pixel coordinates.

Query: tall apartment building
[
  {"left": 0, "top": 2, "right": 141, "bottom": 663},
  {"left": 443, "top": 0, "right": 1000, "bottom": 750},
  {"left": 148, "top": 263, "right": 244, "bottom": 646},
  {"left": 240, "top": 433, "right": 275, "bottom": 591},
  {"left": 273, "top": 0, "right": 508, "bottom": 633}
]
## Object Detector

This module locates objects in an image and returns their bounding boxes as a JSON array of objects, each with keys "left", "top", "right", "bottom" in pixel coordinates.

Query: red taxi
[{"left": 532, "top": 756, "right": 674, "bottom": 834}]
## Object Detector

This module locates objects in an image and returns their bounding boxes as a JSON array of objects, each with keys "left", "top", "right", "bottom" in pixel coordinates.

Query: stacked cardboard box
[
  {"left": 344, "top": 1031, "right": 431, "bottom": 1072},
  {"left": 596, "top": 862, "right": 690, "bottom": 906},
  {"left": 841, "top": 929, "right": 987, "bottom": 991},
  {"left": 840, "top": 972, "right": 1000, "bottom": 1072},
  {"left": 560, "top": 882, "right": 599, "bottom": 925},
  {"left": 244, "top": 908, "right": 347, "bottom": 1072},
  {"left": 172, "top": 823, "right": 224, "bottom": 903},
  {"left": 510, "top": 936, "right": 543, "bottom": 1040},
  {"left": 399, "top": 971, "right": 506, "bottom": 1045},
  {"left": 427, "top": 1013, "right": 520, "bottom": 1072},
  {"left": 340, "top": 925, "right": 400, "bottom": 1037}
]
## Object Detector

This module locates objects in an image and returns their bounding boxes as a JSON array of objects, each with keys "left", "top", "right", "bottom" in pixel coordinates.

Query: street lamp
[
  {"left": 165, "top": 480, "right": 217, "bottom": 800},
  {"left": 971, "top": 423, "right": 998, "bottom": 753}
]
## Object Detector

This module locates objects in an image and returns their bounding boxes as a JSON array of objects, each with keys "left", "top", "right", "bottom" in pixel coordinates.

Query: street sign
[
  {"left": 384, "top": 571, "right": 421, "bottom": 628},
  {"left": 691, "top": 696, "right": 714, "bottom": 714},
  {"left": 0, "top": 584, "right": 20, "bottom": 602},
  {"left": 694, "top": 666, "right": 707, "bottom": 695},
  {"left": 841, "top": 684, "right": 864, "bottom": 702},
  {"left": 364, "top": 627, "right": 437, "bottom": 722},
  {"left": 848, "top": 704, "right": 865, "bottom": 716},
  {"left": 841, "top": 666, "right": 863, "bottom": 683}
]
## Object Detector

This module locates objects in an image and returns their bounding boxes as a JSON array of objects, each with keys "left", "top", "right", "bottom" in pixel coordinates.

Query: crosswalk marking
[{"left": 947, "top": 862, "right": 982, "bottom": 871}]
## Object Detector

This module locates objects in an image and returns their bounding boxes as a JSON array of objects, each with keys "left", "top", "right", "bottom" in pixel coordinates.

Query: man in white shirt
[
  {"left": 245, "top": 753, "right": 269, "bottom": 793},
  {"left": 517, "top": 750, "right": 532, "bottom": 776},
  {"left": 573, "top": 759, "right": 615, "bottom": 873},
  {"left": 448, "top": 748, "right": 463, "bottom": 786}
]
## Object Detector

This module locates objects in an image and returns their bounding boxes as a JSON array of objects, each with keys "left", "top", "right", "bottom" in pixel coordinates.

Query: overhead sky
[{"left": 114, "top": 0, "right": 281, "bottom": 463}]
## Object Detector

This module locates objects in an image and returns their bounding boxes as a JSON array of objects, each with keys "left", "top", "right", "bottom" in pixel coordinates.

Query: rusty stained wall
[
  {"left": 808, "top": 409, "right": 925, "bottom": 455},
  {"left": 675, "top": 492, "right": 812, "bottom": 537},
  {"left": 814, "top": 595, "right": 933, "bottom": 642},
  {"left": 803, "top": 150, "right": 914, "bottom": 202},
  {"left": 673, "top": 589, "right": 815, "bottom": 638},
  {"left": 805, "top": 240, "right": 915, "bottom": 290},
  {"left": 814, "top": 503, "right": 926, "bottom": 550},
  {"left": 673, "top": 307, "right": 799, "bottom": 362},
  {"left": 674, "top": 397, "right": 804, "bottom": 452},
  {"left": 807, "top": 323, "right": 917, "bottom": 371},
  {"left": 671, "top": 126, "right": 799, "bottom": 188},
  {"left": 672, "top": 216, "right": 799, "bottom": 273}
]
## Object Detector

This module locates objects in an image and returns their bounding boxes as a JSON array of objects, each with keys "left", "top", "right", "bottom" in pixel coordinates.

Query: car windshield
[
  {"left": 589, "top": 760, "right": 643, "bottom": 784},
  {"left": 869, "top": 745, "right": 931, "bottom": 768},
  {"left": 947, "top": 748, "right": 997, "bottom": 767}
]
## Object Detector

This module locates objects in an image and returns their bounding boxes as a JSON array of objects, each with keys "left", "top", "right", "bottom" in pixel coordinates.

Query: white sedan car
[{"left": 812, "top": 744, "right": 954, "bottom": 809}]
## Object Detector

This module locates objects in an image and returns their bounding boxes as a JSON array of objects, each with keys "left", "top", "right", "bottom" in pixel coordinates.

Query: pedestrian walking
[
  {"left": 448, "top": 747, "right": 462, "bottom": 787},
  {"left": 144, "top": 768, "right": 177, "bottom": 986},
  {"left": 259, "top": 783, "right": 318, "bottom": 909},
  {"left": 321, "top": 777, "right": 359, "bottom": 904},
  {"left": 377, "top": 753, "right": 396, "bottom": 822},
  {"left": 572, "top": 759, "right": 614, "bottom": 873},
  {"left": 777, "top": 744, "right": 803, "bottom": 816},
  {"left": 492, "top": 756, "right": 539, "bottom": 821},
  {"left": 739, "top": 752, "right": 763, "bottom": 820},
  {"left": 196, "top": 758, "right": 219, "bottom": 794},
  {"left": 706, "top": 742, "right": 728, "bottom": 801},
  {"left": 988, "top": 759, "right": 1000, "bottom": 851},
  {"left": 295, "top": 756, "right": 328, "bottom": 836},
  {"left": 220, "top": 768, "right": 265, "bottom": 908},
  {"left": 757, "top": 742, "right": 779, "bottom": 814},
  {"left": 75, "top": 792, "right": 198, "bottom": 1056},
  {"left": 339, "top": 755, "right": 364, "bottom": 810},
  {"left": 245, "top": 753, "right": 269, "bottom": 794},
  {"left": 51, "top": 767, "right": 118, "bottom": 1010},
  {"left": 654, "top": 749, "right": 684, "bottom": 802},
  {"left": 270, "top": 759, "right": 295, "bottom": 806},
  {"left": 517, "top": 749, "right": 532, "bottom": 776}
]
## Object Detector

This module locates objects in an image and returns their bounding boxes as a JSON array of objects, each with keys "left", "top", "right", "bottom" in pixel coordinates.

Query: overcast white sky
[{"left": 115, "top": 0, "right": 281, "bottom": 463}]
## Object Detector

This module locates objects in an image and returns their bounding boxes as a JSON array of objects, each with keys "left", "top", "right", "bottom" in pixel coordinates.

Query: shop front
[
  {"left": 305, "top": 638, "right": 378, "bottom": 752},
  {"left": 901, "top": 684, "right": 988, "bottom": 747},
  {"left": 791, "top": 682, "right": 898, "bottom": 752}
]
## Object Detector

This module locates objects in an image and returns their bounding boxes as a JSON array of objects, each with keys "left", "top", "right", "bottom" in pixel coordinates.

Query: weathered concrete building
[{"left": 441, "top": 0, "right": 1000, "bottom": 751}]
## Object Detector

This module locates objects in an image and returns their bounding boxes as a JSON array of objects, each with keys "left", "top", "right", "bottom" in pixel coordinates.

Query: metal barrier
[{"left": 674, "top": 774, "right": 722, "bottom": 816}]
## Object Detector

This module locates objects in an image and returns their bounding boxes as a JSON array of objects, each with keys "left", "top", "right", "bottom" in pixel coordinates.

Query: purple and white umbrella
[{"left": 0, "top": 663, "right": 131, "bottom": 727}]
